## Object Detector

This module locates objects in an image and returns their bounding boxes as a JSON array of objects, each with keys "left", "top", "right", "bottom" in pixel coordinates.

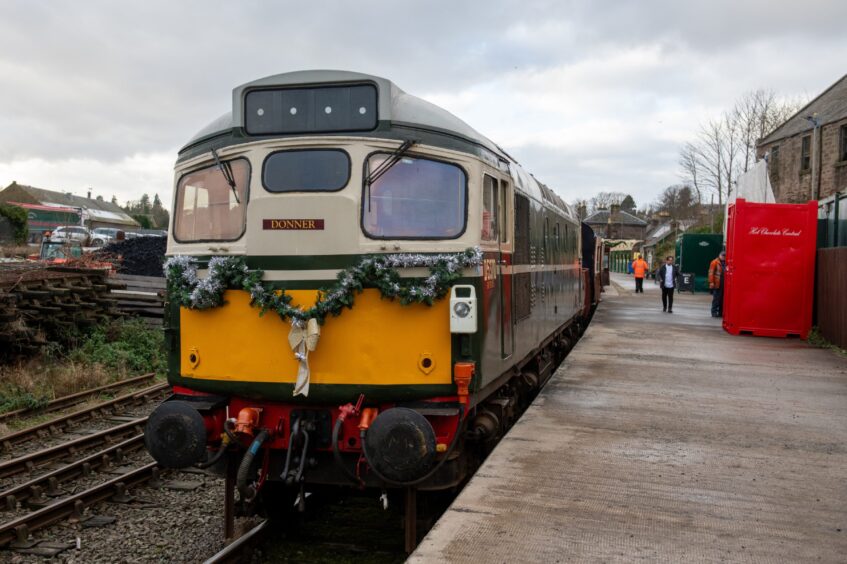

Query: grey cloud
[{"left": 0, "top": 0, "right": 843, "bottom": 205}]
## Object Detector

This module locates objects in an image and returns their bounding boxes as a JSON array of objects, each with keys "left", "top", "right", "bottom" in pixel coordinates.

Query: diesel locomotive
[{"left": 144, "top": 70, "right": 597, "bottom": 545}]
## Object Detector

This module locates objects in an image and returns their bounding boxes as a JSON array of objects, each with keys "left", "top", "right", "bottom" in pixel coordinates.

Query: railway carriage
[{"left": 144, "top": 70, "right": 594, "bottom": 541}]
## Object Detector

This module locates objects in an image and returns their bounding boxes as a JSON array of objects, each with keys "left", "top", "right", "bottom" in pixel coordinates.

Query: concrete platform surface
[{"left": 411, "top": 290, "right": 847, "bottom": 563}]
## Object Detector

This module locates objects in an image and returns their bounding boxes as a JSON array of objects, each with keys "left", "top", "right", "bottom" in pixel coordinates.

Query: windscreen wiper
[
  {"left": 211, "top": 148, "right": 240, "bottom": 204},
  {"left": 365, "top": 139, "right": 416, "bottom": 211}
]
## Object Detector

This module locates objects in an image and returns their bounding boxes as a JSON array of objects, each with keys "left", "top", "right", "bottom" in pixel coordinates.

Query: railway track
[
  {"left": 0, "top": 375, "right": 178, "bottom": 559},
  {"left": 0, "top": 417, "right": 148, "bottom": 480},
  {"left": 203, "top": 520, "right": 269, "bottom": 564},
  {"left": 0, "top": 381, "right": 167, "bottom": 451},
  {"left": 0, "top": 373, "right": 156, "bottom": 425},
  {"left": 0, "top": 434, "right": 145, "bottom": 510},
  {"left": 0, "top": 462, "right": 159, "bottom": 547}
]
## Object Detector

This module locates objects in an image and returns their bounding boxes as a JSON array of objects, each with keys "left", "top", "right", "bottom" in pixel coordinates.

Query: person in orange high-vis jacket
[
  {"left": 632, "top": 254, "right": 648, "bottom": 293},
  {"left": 708, "top": 250, "right": 726, "bottom": 317}
]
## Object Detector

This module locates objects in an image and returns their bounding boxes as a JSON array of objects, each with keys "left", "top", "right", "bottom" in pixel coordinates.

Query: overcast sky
[{"left": 0, "top": 0, "right": 844, "bottom": 211}]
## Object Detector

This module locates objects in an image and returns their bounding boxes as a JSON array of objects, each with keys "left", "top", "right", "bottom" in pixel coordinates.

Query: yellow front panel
[{"left": 180, "top": 289, "right": 451, "bottom": 385}]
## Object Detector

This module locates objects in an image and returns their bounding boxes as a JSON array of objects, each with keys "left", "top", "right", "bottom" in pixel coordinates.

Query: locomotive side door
[{"left": 499, "top": 177, "right": 514, "bottom": 359}]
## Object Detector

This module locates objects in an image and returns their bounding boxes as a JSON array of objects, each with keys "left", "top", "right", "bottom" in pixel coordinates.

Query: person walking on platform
[
  {"left": 632, "top": 254, "right": 648, "bottom": 293},
  {"left": 708, "top": 250, "right": 726, "bottom": 318},
  {"left": 657, "top": 255, "right": 680, "bottom": 313}
]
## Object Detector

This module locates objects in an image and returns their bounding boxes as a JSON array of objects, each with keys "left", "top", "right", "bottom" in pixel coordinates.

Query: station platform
[{"left": 411, "top": 281, "right": 847, "bottom": 562}]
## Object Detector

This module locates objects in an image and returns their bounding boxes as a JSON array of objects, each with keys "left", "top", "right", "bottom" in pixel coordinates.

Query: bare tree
[
  {"left": 679, "top": 142, "right": 703, "bottom": 203},
  {"left": 695, "top": 119, "right": 725, "bottom": 206},
  {"left": 572, "top": 197, "right": 589, "bottom": 220},
  {"left": 679, "top": 89, "right": 807, "bottom": 209},
  {"left": 732, "top": 89, "right": 806, "bottom": 173},
  {"left": 720, "top": 111, "right": 741, "bottom": 202},
  {"left": 588, "top": 191, "right": 628, "bottom": 213}
]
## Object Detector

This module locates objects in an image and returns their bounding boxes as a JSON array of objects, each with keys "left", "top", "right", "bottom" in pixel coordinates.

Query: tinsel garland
[{"left": 164, "top": 248, "right": 483, "bottom": 324}]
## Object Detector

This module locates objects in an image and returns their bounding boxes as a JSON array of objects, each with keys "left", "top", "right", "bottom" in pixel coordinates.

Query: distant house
[
  {"left": 757, "top": 74, "right": 847, "bottom": 204},
  {"left": 605, "top": 239, "right": 642, "bottom": 274},
  {"left": 642, "top": 219, "right": 698, "bottom": 269},
  {"left": 584, "top": 204, "right": 647, "bottom": 240},
  {"left": 0, "top": 182, "right": 140, "bottom": 242}
]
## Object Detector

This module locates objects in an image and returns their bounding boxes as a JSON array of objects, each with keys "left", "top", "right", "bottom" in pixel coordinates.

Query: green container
[{"left": 675, "top": 234, "right": 723, "bottom": 292}]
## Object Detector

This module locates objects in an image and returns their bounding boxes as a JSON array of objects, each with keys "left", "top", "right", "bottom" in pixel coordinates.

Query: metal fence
[
  {"left": 816, "top": 247, "right": 847, "bottom": 349},
  {"left": 818, "top": 192, "right": 847, "bottom": 248}
]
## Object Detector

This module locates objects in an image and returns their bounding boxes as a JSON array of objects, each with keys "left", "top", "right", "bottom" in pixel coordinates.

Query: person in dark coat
[{"left": 657, "top": 255, "right": 681, "bottom": 313}]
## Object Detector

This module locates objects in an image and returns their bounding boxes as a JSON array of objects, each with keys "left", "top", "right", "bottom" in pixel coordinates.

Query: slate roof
[
  {"left": 2, "top": 183, "right": 139, "bottom": 226},
  {"left": 759, "top": 74, "right": 847, "bottom": 146},
  {"left": 643, "top": 219, "right": 698, "bottom": 248},
  {"left": 584, "top": 209, "right": 647, "bottom": 226}
]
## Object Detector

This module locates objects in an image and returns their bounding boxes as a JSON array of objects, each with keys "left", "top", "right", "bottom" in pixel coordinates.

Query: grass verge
[
  {"left": 0, "top": 318, "right": 165, "bottom": 419},
  {"left": 807, "top": 327, "right": 847, "bottom": 356}
]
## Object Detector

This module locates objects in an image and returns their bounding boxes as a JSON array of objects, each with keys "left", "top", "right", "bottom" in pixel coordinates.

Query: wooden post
[
  {"left": 404, "top": 486, "right": 417, "bottom": 554},
  {"left": 224, "top": 454, "right": 237, "bottom": 540}
]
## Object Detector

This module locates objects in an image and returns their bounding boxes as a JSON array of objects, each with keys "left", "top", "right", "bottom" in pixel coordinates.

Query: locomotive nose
[
  {"left": 144, "top": 400, "right": 208, "bottom": 469},
  {"left": 363, "top": 407, "right": 437, "bottom": 482}
]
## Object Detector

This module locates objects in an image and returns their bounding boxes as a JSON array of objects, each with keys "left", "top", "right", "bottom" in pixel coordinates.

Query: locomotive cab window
[
  {"left": 499, "top": 180, "right": 509, "bottom": 244},
  {"left": 174, "top": 158, "right": 250, "bottom": 242},
  {"left": 263, "top": 149, "right": 350, "bottom": 192},
  {"left": 362, "top": 154, "right": 466, "bottom": 239},
  {"left": 482, "top": 175, "right": 498, "bottom": 241}
]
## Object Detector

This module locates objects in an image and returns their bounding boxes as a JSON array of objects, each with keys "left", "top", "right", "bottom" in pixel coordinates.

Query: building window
[
  {"left": 800, "top": 135, "right": 811, "bottom": 172},
  {"left": 839, "top": 125, "right": 847, "bottom": 162}
]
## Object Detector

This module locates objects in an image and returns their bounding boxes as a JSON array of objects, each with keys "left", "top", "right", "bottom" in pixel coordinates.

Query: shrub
[
  {"left": 70, "top": 318, "right": 165, "bottom": 374},
  {"left": 0, "top": 204, "right": 29, "bottom": 244}
]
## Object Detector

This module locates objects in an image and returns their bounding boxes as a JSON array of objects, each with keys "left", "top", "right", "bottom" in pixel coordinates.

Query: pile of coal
[{"left": 96, "top": 236, "right": 167, "bottom": 277}]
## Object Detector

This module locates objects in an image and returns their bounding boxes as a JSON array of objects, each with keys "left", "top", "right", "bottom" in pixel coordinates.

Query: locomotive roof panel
[
  {"left": 182, "top": 70, "right": 503, "bottom": 158},
  {"left": 178, "top": 69, "right": 575, "bottom": 221}
]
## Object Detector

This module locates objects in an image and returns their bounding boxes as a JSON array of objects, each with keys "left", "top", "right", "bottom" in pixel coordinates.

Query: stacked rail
[
  {"left": 105, "top": 274, "right": 165, "bottom": 325},
  {"left": 0, "top": 264, "right": 120, "bottom": 358}
]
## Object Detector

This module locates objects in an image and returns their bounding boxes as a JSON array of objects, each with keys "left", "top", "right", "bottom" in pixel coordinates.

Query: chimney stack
[
  {"left": 87, "top": 188, "right": 92, "bottom": 199},
  {"left": 610, "top": 203, "right": 621, "bottom": 218}
]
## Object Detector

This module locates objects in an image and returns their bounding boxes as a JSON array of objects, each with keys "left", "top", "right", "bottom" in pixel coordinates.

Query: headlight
[
  {"left": 453, "top": 302, "right": 471, "bottom": 318},
  {"left": 449, "top": 285, "right": 477, "bottom": 333}
]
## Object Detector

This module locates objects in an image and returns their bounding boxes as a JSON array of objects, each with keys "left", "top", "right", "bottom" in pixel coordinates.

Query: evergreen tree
[
  {"left": 139, "top": 193, "right": 151, "bottom": 214},
  {"left": 151, "top": 193, "right": 170, "bottom": 229},
  {"left": 621, "top": 194, "right": 636, "bottom": 214}
]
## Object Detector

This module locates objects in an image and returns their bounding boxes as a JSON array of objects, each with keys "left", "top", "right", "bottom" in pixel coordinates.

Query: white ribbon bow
[{"left": 288, "top": 318, "right": 320, "bottom": 397}]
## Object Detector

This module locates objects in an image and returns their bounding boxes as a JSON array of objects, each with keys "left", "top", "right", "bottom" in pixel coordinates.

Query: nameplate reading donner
[{"left": 263, "top": 219, "right": 325, "bottom": 230}]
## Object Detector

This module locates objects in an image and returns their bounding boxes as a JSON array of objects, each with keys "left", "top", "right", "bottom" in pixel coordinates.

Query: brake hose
[
  {"left": 196, "top": 419, "right": 237, "bottom": 469},
  {"left": 236, "top": 429, "right": 270, "bottom": 501},
  {"left": 360, "top": 405, "right": 465, "bottom": 488},
  {"left": 332, "top": 417, "right": 365, "bottom": 487}
]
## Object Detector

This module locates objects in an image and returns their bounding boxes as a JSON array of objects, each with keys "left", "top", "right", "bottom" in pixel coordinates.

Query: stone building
[
  {"left": 757, "top": 74, "right": 847, "bottom": 203},
  {"left": 583, "top": 204, "right": 647, "bottom": 240}
]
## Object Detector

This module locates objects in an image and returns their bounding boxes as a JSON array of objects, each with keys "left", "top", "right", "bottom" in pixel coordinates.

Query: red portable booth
[{"left": 723, "top": 198, "right": 817, "bottom": 338}]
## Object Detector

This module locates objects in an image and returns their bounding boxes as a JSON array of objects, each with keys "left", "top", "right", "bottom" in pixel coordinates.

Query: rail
[
  {"left": 203, "top": 520, "right": 269, "bottom": 564},
  {"left": 0, "top": 462, "right": 158, "bottom": 547},
  {"left": 0, "top": 373, "right": 156, "bottom": 424},
  {"left": 0, "top": 434, "right": 145, "bottom": 510},
  {"left": 0, "top": 382, "right": 167, "bottom": 450},
  {"left": 0, "top": 417, "right": 147, "bottom": 479}
]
